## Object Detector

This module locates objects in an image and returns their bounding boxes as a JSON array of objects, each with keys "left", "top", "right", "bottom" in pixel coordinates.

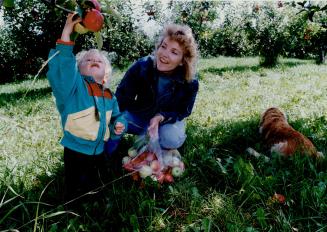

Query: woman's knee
[{"left": 159, "top": 121, "right": 186, "bottom": 149}]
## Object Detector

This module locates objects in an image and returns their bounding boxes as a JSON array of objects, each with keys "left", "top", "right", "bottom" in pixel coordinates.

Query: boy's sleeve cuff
[{"left": 56, "top": 39, "right": 75, "bottom": 46}]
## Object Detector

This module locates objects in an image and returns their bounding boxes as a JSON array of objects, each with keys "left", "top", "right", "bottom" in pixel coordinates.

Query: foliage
[
  {"left": 167, "top": 0, "right": 219, "bottom": 57},
  {"left": 296, "top": 0, "right": 327, "bottom": 64},
  {"left": 203, "top": 2, "right": 254, "bottom": 57},
  {"left": 245, "top": 2, "right": 288, "bottom": 67},
  {"left": 0, "top": 0, "right": 68, "bottom": 83},
  {"left": 1, "top": 0, "right": 327, "bottom": 81},
  {"left": 0, "top": 0, "right": 153, "bottom": 82},
  {"left": 99, "top": 0, "right": 153, "bottom": 68},
  {"left": 1, "top": 57, "right": 327, "bottom": 230}
]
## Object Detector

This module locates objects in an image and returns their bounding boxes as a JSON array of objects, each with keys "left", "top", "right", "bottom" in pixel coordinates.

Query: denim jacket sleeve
[{"left": 159, "top": 78, "right": 199, "bottom": 124}]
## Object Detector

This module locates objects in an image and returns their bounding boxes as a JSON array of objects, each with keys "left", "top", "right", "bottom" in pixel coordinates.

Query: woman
[{"left": 113, "top": 23, "right": 198, "bottom": 150}]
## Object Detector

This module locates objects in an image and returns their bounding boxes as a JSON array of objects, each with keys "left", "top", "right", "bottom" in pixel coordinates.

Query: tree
[
  {"left": 167, "top": 0, "right": 218, "bottom": 56},
  {"left": 297, "top": 0, "right": 327, "bottom": 63},
  {"left": 245, "top": 2, "right": 288, "bottom": 67}
]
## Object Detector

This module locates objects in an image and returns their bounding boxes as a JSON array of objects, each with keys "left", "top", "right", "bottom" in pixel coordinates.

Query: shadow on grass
[
  {"left": 201, "top": 60, "right": 307, "bottom": 76},
  {"left": 202, "top": 65, "right": 262, "bottom": 76},
  {"left": 1, "top": 115, "right": 327, "bottom": 231},
  {"left": 182, "top": 115, "right": 327, "bottom": 191},
  {"left": 0, "top": 87, "right": 52, "bottom": 106}
]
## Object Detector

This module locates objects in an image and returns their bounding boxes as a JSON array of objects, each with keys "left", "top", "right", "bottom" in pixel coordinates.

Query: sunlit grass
[{"left": 1, "top": 57, "right": 327, "bottom": 231}]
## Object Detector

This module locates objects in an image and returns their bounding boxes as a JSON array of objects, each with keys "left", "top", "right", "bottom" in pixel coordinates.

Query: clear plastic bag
[{"left": 122, "top": 133, "right": 185, "bottom": 184}]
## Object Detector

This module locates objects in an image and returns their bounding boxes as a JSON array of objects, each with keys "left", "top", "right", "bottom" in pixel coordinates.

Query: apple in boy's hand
[
  {"left": 74, "top": 22, "right": 89, "bottom": 34},
  {"left": 82, "top": 9, "right": 104, "bottom": 32}
]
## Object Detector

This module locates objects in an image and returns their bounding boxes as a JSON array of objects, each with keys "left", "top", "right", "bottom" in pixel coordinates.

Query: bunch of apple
[{"left": 122, "top": 147, "right": 185, "bottom": 184}]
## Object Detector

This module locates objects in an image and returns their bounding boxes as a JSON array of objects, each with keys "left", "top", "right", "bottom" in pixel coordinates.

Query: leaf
[
  {"left": 94, "top": 31, "right": 103, "bottom": 49},
  {"left": 3, "top": 0, "right": 15, "bottom": 8},
  {"left": 256, "top": 207, "right": 267, "bottom": 228},
  {"left": 308, "top": 11, "right": 315, "bottom": 21},
  {"left": 201, "top": 217, "right": 212, "bottom": 232},
  {"left": 70, "top": 31, "right": 79, "bottom": 41},
  {"left": 129, "top": 214, "right": 140, "bottom": 232}
]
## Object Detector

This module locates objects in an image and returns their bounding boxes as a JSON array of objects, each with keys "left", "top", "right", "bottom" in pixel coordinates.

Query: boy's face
[{"left": 79, "top": 52, "right": 106, "bottom": 84}]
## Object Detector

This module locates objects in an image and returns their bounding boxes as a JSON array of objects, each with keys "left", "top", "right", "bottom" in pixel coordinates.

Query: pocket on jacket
[
  {"left": 65, "top": 106, "right": 99, "bottom": 141},
  {"left": 103, "top": 110, "right": 112, "bottom": 141}
]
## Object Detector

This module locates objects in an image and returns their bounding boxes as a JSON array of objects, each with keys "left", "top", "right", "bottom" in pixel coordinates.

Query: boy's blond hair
[
  {"left": 76, "top": 49, "right": 112, "bottom": 82},
  {"left": 155, "top": 24, "right": 198, "bottom": 82}
]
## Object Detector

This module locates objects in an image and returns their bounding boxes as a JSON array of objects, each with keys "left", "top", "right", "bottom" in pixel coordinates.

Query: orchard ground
[{"left": 0, "top": 56, "right": 327, "bottom": 231}]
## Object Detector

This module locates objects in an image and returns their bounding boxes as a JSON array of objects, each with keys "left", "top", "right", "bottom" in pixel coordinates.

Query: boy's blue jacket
[{"left": 47, "top": 41, "right": 127, "bottom": 155}]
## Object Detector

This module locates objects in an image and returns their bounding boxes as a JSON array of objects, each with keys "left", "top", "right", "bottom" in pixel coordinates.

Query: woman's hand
[
  {"left": 114, "top": 122, "right": 125, "bottom": 135},
  {"left": 148, "top": 114, "right": 164, "bottom": 139},
  {"left": 61, "top": 13, "right": 82, "bottom": 42}
]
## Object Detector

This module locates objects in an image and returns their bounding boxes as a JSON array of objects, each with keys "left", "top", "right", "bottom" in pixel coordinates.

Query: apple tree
[{"left": 297, "top": 0, "right": 327, "bottom": 64}]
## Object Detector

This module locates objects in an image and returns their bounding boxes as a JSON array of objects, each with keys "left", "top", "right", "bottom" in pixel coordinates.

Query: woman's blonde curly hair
[
  {"left": 76, "top": 49, "right": 112, "bottom": 82},
  {"left": 155, "top": 24, "right": 198, "bottom": 82}
]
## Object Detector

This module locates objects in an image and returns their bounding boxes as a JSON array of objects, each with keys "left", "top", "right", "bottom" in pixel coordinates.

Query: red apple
[
  {"left": 156, "top": 173, "right": 165, "bottom": 184},
  {"left": 273, "top": 193, "right": 286, "bottom": 204},
  {"left": 150, "top": 160, "right": 160, "bottom": 173},
  {"left": 123, "top": 163, "right": 134, "bottom": 172},
  {"left": 164, "top": 173, "right": 174, "bottom": 183},
  {"left": 131, "top": 172, "right": 140, "bottom": 181},
  {"left": 146, "top": 152, "right": 157, "bottom": 162},
  {"left": 82, "top": 9, "right": 104, "bottom": 32}
]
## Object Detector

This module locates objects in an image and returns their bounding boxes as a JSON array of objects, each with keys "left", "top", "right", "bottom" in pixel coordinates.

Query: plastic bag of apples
[{"left": 122, "top": 135, "right": 185, "bottom": 184}]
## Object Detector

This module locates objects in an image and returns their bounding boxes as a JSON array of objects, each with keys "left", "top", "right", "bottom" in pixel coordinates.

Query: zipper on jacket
[{"left": 92, "top": 83, "right": 107, "bottom": 155}]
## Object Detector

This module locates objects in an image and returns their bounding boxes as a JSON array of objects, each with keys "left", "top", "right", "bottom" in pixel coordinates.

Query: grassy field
[{"left": 0, "top": 57, "right": 327, "bottom": 231}]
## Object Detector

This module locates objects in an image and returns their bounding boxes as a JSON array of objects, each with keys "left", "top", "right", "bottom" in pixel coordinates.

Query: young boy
[{"left": 47, "top": 14, "right": 126, "bottom": 200}]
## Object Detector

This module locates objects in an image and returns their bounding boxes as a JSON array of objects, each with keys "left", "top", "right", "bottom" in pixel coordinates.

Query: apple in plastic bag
[
  {"left": 139, "top": 165, "right": 152, "bottom": 178},
  {"left": 150, "top": 160, "right": 160, "bottom": 173},
  {"left": 128, "top": 147, "right": 138, "bottom": 158},
  {"left": 172, "top": 166, "right": 183, "bottom": 177},
  {"left": 122, "top": 156, "right": 131, "bottom": 165}
]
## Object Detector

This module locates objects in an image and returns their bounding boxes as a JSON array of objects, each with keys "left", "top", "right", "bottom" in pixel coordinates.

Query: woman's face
[
  {"left": 79, "top": 52, "right": 106, "bottom": 84},
  {"left": 156, "top": 37, "right": 183, "bottom": 73}
]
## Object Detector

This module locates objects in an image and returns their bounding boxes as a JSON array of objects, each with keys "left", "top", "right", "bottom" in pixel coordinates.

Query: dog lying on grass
[{"left": 258, "top": 107, "right": 323, "bottom": 158}]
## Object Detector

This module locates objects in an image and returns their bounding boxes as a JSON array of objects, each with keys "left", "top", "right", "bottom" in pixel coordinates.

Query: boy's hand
[
  {"left": 61, "top": 13, "right": 82, "bottom": 42},
  {"left": 114, "top": 122, "right": 125, "bottom": 135}
]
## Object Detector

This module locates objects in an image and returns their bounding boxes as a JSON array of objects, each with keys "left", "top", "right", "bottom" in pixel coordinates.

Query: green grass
[{"left": 1, "top": 57, "right": 327, "bottom": 231}]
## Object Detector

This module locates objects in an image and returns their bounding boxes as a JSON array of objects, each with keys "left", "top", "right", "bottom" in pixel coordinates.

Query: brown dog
[{"left": 259, "top": 107, "right": 323, "bottom": 158}]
